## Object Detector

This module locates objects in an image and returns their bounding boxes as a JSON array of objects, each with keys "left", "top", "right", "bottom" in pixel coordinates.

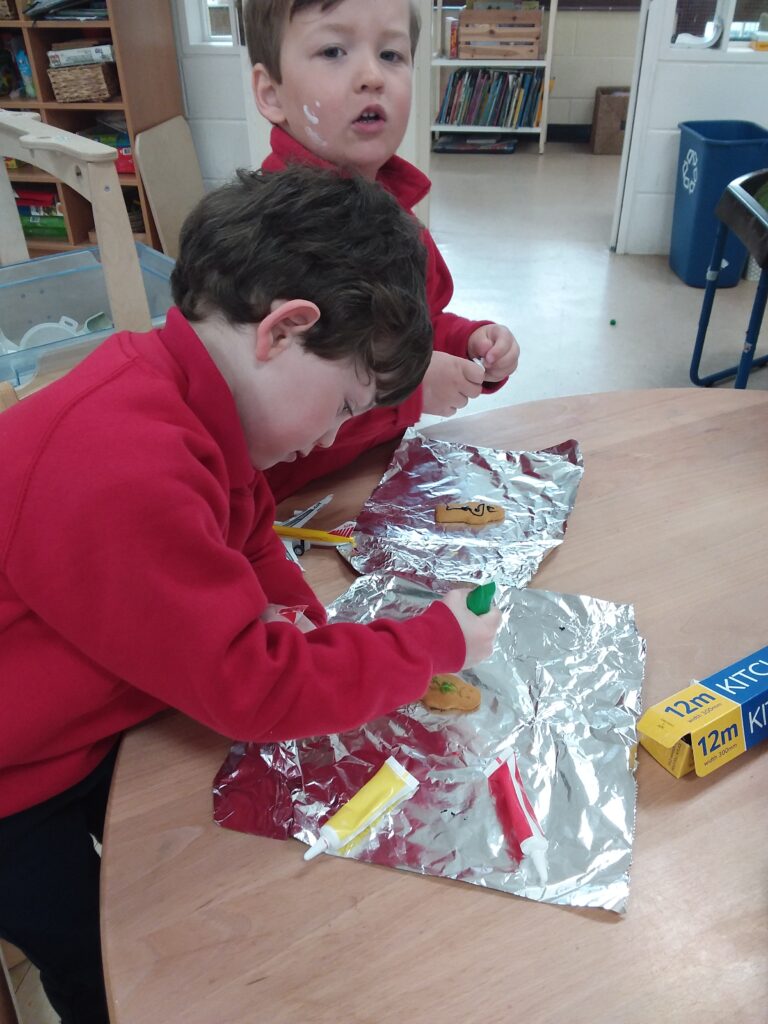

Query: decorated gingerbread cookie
[
  {"left": 435, "top": 501, "right": 505, "bottom": 527},
  {"left": 421, "top": 674, "right": 481, "bottom": 713}
]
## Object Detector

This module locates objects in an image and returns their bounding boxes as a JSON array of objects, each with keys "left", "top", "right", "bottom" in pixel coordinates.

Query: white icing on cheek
[
  {"left": 303, "top": 102, "right": 327, "bottom": 146},
  {"left": 305, "top": 126, "right": 328, "bottom": 147}
]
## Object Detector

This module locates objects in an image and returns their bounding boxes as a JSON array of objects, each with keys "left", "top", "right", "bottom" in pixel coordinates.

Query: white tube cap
[{"left": 303, "top": 836, "right": 330, "bottom": 861}]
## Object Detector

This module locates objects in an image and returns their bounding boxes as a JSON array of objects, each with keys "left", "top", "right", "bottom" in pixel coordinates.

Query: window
[
  {"left": 178, "top": 0, "right": 238, "bottom": 51},
  {"left": 204, "top": 1, "right": 234, "bottom": 42},
  {"left": 671, "top": 0, "right": 765, "bottom": 48}
]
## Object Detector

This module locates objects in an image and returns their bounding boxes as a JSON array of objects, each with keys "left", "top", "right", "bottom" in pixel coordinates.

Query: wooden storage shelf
[
  {"left": 8, "top": 167, "right": 57, "bottom": 181},
  {"left": 433, "top": 57, "right": 547, "bottom": 68},
  {"left": 430, "top": 0, "right": 559, "bottom": 155},
  {"left": 1, "top": 0, "right": 182, "bottom": 253},
  {"left": 0, "top": 97, "right": 39, "bottom": 108},
  {"left": 41, "top": 99, "right": 125, "bottom": 110},
  {"left": 16, "top": 18, "right": 114, "bottom": 29},
  {"left": 430, "top": 123, "right": 540, "bottom": 134},
  {"left": 26, "top": 238, "right": 75, "bottom": 253}
]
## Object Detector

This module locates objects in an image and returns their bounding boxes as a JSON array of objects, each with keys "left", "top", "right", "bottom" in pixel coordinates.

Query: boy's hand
[
  {"left": 468, "top": 324, "right": 520, "bottom": 382},
  {"left": 422, "top": 351, "right": 485, "bottom": 416},
  {"left": 442, "top": 588, "right": 502, "bottom": 668}
]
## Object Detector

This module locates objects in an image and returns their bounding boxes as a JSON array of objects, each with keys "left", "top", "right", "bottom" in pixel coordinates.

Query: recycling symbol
[{"left": 682, "top": 148, "right": 698, "bottom": 194}]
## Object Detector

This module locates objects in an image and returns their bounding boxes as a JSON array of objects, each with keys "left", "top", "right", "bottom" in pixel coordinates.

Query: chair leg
[
  {"left": 734, "top": 267, "right": 768, "bottom": 388},
  {"left": 0, "top": 950, "right": 21, "bottom": 1024},
  {"left": 690, "top": 223, "right": 730, "bottom": 387}
]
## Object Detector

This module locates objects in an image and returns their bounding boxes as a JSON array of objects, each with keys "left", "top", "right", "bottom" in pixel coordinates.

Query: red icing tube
[{"left": 485, "top": 753, "right": 548, "bottom": 885}]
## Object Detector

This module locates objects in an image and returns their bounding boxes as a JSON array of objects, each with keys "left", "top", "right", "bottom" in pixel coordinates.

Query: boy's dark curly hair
[
  {"left": 243, "top": 0, "right": 420, "bottom": 81},
  {"left": 171, "top": 166, "right": 431, "bottom": 406}
]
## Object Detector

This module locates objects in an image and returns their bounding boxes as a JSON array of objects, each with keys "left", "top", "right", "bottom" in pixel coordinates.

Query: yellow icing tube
[{"left": 303, "top": 756, "right": 419, "bottom": 862}]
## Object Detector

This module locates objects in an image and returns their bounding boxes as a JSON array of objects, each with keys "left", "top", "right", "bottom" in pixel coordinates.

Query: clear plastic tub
[{"left": 0, "top": 243, "right": 175, "bottom": 385}]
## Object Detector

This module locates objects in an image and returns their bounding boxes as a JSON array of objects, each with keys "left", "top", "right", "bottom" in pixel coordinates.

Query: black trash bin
[{"left": 669, "top": 120, "right": 768, "bottom": 287}]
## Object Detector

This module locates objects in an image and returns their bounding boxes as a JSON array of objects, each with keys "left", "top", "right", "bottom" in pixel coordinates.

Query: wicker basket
[
  {"left": 47, "top": 62, "right": 119, "bottom": 103},
  {"left": 0, "top": 0, "right": 18, "bottom": 19}
]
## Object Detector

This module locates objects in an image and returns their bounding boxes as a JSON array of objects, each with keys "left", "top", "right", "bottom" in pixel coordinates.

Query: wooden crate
[
  {"left": 458, "top": 9, "right": 542, "bottom": 60},
  {"left": 47, "top": 62, "right": 119, "bottom": 103}
]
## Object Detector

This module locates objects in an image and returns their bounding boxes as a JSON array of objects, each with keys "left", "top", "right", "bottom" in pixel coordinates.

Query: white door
[{"left": 611, "top": 0, "right": 768, "bottom": 255}]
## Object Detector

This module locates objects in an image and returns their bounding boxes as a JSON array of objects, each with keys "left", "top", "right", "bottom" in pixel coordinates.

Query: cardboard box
[
  {"left": 638, "top": 645, "right": 768, "bottom": 777},
  {"left": 590, "top": 87, "right": 629, "bottom": 155}
]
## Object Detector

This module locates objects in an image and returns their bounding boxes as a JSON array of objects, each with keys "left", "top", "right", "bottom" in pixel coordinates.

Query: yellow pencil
[{"left": 273, "top": 525, "right": 355, "bottom": 546}]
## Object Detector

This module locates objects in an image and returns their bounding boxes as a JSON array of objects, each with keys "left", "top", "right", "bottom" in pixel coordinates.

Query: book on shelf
[
  {"left": 432, "top": 134, "right": 518, "bottom": 154},
  {"left": 14, "top": 185, "right": 58, "bottom": 206},
  {"left": 443, "top": 16, "right": 459, "bottom": 58},
  {"left": 19, "top": 214, "right": 68, "bottom": 239},
  {"left": 47, "top": 44, "right": 114, "bottom": 68},
  {"left": 50, "top": 36, "right": 109, "bottom": 50},
  {"left": 23, "top": 0, "right": 108, "bottom": 18},
  {"left": 436, "top": 67, "right": 544, "bottom": 130},
  {"left": 16, "top": 201, "right": 64, "bottom": 217},
  {"left": 473, "top": 0, "right": 540, "bottom": 7}
]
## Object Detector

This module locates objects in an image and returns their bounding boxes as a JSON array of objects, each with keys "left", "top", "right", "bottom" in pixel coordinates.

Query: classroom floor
[
  {"left": 420, "top": 140, "right": 766, "bottom": 430},
  {"left": 4, "top": 140, "right": 765, "bottom": 1024}
]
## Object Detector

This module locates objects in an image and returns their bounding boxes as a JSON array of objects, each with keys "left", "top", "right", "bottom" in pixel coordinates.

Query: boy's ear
[
  {"left": 254, "top": 299, "right": 321, "bottom": 362},
  {"left": 252, "top": 64, "right": 286, "bottom": 125}
]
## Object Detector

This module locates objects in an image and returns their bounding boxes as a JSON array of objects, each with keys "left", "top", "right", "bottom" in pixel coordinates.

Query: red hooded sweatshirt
[
  {"left": 0, "top": 309, "right": 464, "bottom": 816},
  {"left": 262, "top": 127, "right": 503, "bottom": 502}
]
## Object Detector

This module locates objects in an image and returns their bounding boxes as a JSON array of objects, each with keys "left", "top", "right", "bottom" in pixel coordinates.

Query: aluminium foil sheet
[
  {"left": 214, "top": 574, "right": 645, "bottom": 914},
  {"left": 339, "top": 429, "right": 583, "bottom": 591}
]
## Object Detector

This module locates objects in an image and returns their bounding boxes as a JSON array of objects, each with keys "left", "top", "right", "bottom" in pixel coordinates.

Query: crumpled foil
[
  {"left": 339, "top": 429, "right": 584, "bottom": 591},
  {"left": 214, "top": 575, "right": 645, "bottom": 914}
]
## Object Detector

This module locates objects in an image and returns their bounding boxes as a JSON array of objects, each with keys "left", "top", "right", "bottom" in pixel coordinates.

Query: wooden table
[{"left": 101, "top": 390, "right": 768, "bottom": 1024}]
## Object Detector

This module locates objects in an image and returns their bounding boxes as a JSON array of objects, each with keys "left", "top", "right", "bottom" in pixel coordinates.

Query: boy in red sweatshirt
[
  {"left": 244, "top": 0, "right": 522, "bottom": 502},
  {"left": 0, "top": 167, "right": 500, "bottom": 1024}
]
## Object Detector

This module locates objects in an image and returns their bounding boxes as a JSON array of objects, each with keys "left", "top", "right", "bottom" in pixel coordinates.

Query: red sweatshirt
[
  {"left": 262, "top": 127, "right": 501, "bottom": 502},
  {"left": 0, "top": 309, "right": 464, "bottom": 817}
]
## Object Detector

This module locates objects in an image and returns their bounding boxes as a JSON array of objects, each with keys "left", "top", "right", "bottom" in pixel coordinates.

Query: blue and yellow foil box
[{"left": 638, "top": 645, "right": 768, "bottom": 777}]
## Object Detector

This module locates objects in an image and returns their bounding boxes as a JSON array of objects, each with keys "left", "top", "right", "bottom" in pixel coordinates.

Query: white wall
[
  {"left": 615, "top": 0, "right": 768, "bottom": 255},
  {"left": 549, "top": 11, "right": 639, "bottom": 126},
  {"left": 173, "top": 39, "right": 251, "bottom": 191}
]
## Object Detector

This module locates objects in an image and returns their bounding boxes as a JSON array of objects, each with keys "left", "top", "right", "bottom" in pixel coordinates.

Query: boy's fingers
[{"left": 464, "top": 360, "right": 487, "bottom": 384}]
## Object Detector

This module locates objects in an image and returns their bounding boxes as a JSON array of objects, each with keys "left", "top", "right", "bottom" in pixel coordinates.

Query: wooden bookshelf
[
  {"left": 0, "top": 0, "right": 183, "bottom": 250},
  {"left": 430, "top": 1, "right": 559, "bottom": 154}
]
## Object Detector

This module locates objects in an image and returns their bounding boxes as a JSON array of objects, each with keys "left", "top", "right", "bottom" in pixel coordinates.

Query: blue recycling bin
[{"left": 669, "top": 120, "right": 768, "bottom": 287}]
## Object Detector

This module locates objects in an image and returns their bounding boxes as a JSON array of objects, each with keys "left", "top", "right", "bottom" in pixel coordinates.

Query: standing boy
[
  {"left": 244, "top": 0, "right": 522, "bottom": 502},
  {"left": 0, "top": 167, "right": 500, "bottom": 1024}
]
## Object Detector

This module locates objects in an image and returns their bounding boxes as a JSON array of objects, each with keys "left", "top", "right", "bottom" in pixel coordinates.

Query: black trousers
[{"left": 0, "top": 744, "right": 119, "bottom": 1024}]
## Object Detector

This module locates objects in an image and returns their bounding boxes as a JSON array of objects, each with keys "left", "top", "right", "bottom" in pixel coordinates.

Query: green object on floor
[{"left": 466, "top": 582, "right": 496, "bottom": 615}]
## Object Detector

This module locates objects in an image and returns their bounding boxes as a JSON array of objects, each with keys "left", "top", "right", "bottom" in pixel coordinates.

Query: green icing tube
[{"left": 466, "top": 582, "right": 496, "bottom": 615}]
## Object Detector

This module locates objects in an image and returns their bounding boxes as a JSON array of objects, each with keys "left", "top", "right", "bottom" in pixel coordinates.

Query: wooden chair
[
  {"left": 0, "top": 381, "right": 18, "bottom": 412},
  {"left": 134, "top": 115, "right": 204, "bottom": 260},
  {"left": 0, "top": 110, "right": 153, "bottom": 400}
]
